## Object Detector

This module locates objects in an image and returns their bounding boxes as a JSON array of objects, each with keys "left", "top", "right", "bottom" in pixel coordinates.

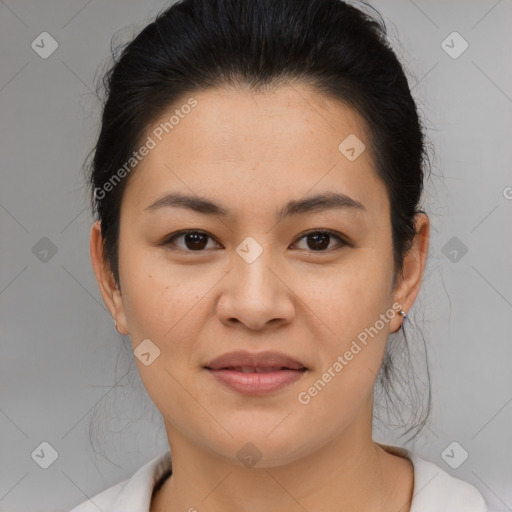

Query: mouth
[
  {"left": 209, "top": 366, "right": 307, "bottom": 373},
  {"left": 204, "top": 351, "right": 308, "bottom": 396},
  {"left": 205, "top": 349, "right": 307, "bottom": 371}
]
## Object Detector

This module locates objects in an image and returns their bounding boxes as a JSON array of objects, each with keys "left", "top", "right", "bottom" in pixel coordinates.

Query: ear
[
  {"left": 390, "top": 213, "right": 430, "bottom": 333},
  {"left": 89, "top": 220, "right": 129, "bottom": 335}
]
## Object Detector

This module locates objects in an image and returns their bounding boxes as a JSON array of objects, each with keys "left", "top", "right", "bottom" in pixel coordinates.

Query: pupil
[
  {"left": 185, "top": 233, "right": 207, "bottom": 250},
  {"left": 308, "top": 233, "right": 330, "bottom": 250}
]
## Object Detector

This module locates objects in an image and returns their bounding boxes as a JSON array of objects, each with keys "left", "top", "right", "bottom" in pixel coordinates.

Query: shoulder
[
  {"left": 68, "top": 451, "right": 172, "bottom": 512},
  {"left": 68, "top": 480, "right": 127, "bottom": 512},
  {"left": 403, "top": 449, "right": 489, "bottom": 511},
  {"left": 378, "top": 443, "right": 490, "bottom": 512},
  {"left": 410, "top": 453, "right": 489, "bottom": 511}
]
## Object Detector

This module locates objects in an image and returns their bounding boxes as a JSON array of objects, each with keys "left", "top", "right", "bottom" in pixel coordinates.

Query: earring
[
  {"left": 399, "top": 310, "right": 407, "bottom": 329},
  {"left": 113, "top": 318, "right": 120, "bottom": 334}
]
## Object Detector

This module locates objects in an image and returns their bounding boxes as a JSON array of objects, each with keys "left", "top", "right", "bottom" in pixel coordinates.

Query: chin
[{"left": 200, "top": 427, "right": 318, "bottom": 469}]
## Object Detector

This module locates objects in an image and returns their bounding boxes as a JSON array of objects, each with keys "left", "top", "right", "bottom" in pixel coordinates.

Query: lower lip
[{"left": 206, "top": 368, "right": 307, "bottom": 396}]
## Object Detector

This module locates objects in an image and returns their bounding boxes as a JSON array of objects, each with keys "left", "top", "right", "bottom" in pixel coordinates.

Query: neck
[{"left": 151, "top": 411, "right": 413, "bottom": 512}]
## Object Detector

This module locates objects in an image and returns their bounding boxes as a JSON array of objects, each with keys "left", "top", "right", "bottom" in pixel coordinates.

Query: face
[{"left": 91, "top": 84, "right": 428, "bottom": 468}]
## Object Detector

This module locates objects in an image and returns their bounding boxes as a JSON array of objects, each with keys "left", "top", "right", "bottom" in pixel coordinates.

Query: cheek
[
  {"left": 303, "top": 252, "right": 394, "bottom": 335},
  {"left": 119, "top": 245, "right": 209, "bottom": 347},
  {"left": 295, "top": 272, "right": 393, "bottom": 427},
  {"left": 119, "top": 257, "right": 211, "bottom": 416},
  {"left": 298, "top": 250, "right": 394, "bottom": 388}
]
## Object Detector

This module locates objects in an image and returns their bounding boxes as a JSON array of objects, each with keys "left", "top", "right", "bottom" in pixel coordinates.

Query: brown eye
[
  {"left": 292, "top": 230, "right": 348, "bottom": 252},
  {"left": 164, "top": 230, "right": 221, "bottom": 251}
]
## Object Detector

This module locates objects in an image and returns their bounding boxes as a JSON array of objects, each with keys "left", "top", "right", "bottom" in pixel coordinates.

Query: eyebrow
[{"left": 144, "top": 191, "right": 366, "bottom": 219}]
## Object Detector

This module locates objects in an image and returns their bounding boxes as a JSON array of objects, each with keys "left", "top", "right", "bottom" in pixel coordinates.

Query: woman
[{"left": 71, "top": 0, "right": 490, "bottom": 510}]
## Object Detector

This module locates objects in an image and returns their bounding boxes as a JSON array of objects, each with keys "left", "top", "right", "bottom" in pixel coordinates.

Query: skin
[{"left": 90, "top": 84, "right": 429, "bottom": 512}]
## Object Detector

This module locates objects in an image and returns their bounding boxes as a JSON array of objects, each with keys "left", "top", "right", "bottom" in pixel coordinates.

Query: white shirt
[{"left": 69, "top": 444, "right": 490, "bottom": 511}]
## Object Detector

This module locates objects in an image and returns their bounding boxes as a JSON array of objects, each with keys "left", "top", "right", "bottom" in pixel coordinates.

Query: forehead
[{"left": 121, "top": 85, "right": 387, "bottom": 218}]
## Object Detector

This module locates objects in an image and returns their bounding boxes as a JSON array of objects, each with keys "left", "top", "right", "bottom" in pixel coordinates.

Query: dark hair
[{"left": 86, "top": 0, "right": 432, "bottom": 445}]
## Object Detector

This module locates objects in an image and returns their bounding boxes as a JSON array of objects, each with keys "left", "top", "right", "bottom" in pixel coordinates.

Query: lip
[
  {"left": 205, "top": 350, "right": 307, "bottom": 371},
  {"left": 204, "top": 350, "right": 308, "bottom": 396}
]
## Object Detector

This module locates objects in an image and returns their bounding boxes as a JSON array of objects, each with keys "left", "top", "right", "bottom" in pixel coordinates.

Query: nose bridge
[
  {"left": 217, "top": 234, "right": 295, "bottom": 328},
  {"left": 233, "top": 234, "right": 280, "bottom": 300}
]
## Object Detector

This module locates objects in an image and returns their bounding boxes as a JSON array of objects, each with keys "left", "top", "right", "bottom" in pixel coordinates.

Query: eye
[
  {"left": 162, "top": 228, "right": 350, "bottom": 253},
  {"left": 291, "top": 229, "right": 349, "bottom": 252},
  {"left": 162, "top": 230, "right": 222, "bottom": 252}
]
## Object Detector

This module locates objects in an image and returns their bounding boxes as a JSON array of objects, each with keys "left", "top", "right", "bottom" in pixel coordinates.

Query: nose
[{"left": 216, "top": 246, "right": 296, "bottom": 331}]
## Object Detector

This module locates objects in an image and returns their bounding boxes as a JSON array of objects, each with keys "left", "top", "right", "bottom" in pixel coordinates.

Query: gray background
[{"left": 1, "top": 0, "right": 511, "bottom": 511}]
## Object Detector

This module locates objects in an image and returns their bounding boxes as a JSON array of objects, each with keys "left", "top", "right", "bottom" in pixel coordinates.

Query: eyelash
[{"left": 161, "top": 229, "right": 351, "bottom": 253}]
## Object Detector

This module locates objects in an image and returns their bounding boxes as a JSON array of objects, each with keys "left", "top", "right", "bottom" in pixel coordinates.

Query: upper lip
[{"left": 205, "top": 350, "right": 307, "bottom": 371}]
